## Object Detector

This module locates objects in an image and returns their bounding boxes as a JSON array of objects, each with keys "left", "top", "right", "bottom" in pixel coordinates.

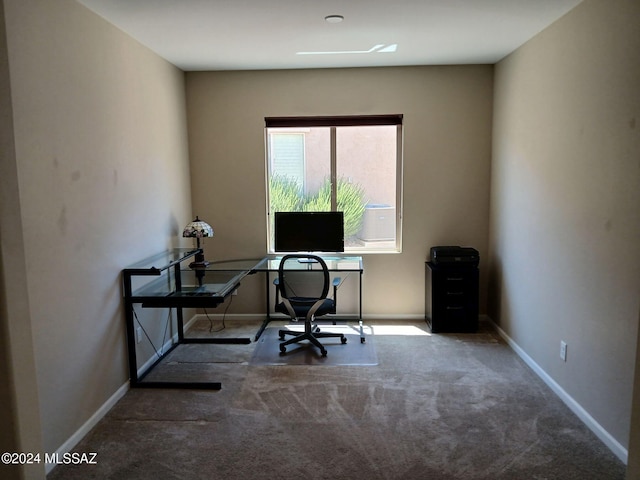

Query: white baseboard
[
  {"left": 46, "top": 381, "right": 129, "bottom": 474},
  {"left": 488, "top": 317, "right": 628, "bottom": 464}
]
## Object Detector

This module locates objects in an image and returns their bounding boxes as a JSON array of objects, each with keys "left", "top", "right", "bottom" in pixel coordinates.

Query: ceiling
[{"left": 76, "top": 0, "right": 583, "bottom": 71}]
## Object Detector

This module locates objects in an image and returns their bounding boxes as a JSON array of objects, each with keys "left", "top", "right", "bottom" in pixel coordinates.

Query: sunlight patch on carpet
[{"left": 368, "top": 324, "right": 431, "bottom": 336}]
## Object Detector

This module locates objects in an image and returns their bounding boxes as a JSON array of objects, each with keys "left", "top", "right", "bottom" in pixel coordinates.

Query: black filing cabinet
[{"left": 425, "top": 262, "right": 478, "bottom": 333}]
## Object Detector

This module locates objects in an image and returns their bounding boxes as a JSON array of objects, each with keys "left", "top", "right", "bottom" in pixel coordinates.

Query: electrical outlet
[
  {"left": 560, "top": 341, "right": 567, "bottom": 361},
  {"left": 136, "top": 327, "right": 142, "bottom": 344}
]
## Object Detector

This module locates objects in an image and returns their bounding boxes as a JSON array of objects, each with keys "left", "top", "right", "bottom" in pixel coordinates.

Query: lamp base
[
  {"left": 189, "top": 253, "right": 209, "bottom": 286},
  {"left": 189, "top": 252, "right": 210, "bottom": 269},
  {"left": 189, "top": 261, "right": 210, "bottom": 268}
]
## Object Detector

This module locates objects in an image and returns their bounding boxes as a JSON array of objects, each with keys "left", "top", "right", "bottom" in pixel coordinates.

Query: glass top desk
[
  {"left": 125, "top": 250, "right": 262, "bottom": 306},
  {"left": 199, "top": 255, "right": 364, "bottom": 342},
  {"left": 123, "top": 251, "right": 364, "bottom": 389},
  {"left": 122, "top": 249, "right": 262, "bottom": 389}
]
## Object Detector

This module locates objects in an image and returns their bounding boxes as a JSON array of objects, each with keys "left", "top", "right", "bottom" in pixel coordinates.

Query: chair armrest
[
  {"left": 332, "top": 277, "right": 341, "bottom": 302},
  {"left": 273, "top": 277, "right": 280, "bottom": 304}
]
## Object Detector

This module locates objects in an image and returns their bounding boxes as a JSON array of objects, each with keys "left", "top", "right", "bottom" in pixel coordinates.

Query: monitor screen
[{"left": 274, "top": 211, "right": 344, "bottom": 253}]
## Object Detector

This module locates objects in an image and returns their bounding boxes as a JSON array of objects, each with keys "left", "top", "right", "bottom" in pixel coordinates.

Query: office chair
[{"left": 275, "top": 254, "right": 347, "bottom": 357}]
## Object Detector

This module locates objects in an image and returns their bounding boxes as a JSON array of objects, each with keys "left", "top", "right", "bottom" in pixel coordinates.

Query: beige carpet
[{"left": 48, "top": 319, "right": 626, "bottom": 480}]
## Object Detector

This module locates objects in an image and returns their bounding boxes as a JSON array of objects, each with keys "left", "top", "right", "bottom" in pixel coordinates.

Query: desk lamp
[{"left": 182, "top": 216, "right": 214, "bottom": 278}]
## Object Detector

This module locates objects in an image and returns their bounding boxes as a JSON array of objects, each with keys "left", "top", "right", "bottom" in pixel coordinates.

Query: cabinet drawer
[{"left": 442, "top": 273, "right": 475, "bottom": 290}]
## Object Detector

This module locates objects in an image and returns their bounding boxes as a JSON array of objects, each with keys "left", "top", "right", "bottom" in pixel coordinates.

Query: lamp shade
[{"left": 182, "top": 216, "right": 214, "bottom": 238}]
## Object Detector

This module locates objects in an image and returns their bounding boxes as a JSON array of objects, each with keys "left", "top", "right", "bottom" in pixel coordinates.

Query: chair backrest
[{"left": 278, "top": 254, "right": 330, "bottom": 301}]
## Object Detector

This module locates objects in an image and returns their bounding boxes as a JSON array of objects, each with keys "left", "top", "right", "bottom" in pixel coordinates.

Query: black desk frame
[{"left": 122, "top": 249, "right": 251, "bottom": 390}]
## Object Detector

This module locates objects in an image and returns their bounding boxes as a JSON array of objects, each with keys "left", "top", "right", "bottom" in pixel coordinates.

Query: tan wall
[
  {"left": 490, "top": 0, "right": 640, "bottom": 456},
  {"left": 2, "top": 0, "right": 192, "bottom": 455},
  {"left": 186, "top": 66, "right": 494, "bottom": 317},
  {"left": 0, "top": 1, "right": 44, "bottom": 478}
]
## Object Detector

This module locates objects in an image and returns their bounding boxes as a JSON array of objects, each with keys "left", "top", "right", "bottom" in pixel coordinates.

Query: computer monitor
[{"left": 274, "top": 211, "right": 344, "bottom": 253}]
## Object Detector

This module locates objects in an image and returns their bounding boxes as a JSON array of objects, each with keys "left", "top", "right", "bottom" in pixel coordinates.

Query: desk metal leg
[
  {"left": 254, "top": 318, "right": 270, "bottom": 342},
  {"left": 128, "top": 303, "right": 249, "bottom": 390},
  {"left": 124, "top": 302, "right": 139, "bottom": 385},
  {"left": 254, "top": 270, "right": 272, "bottom": 341},
  {"left": 177, "top": 306, "right": 184, "bottom": 342},
  {"left": 359, "top": 271, "right": 365, "bottom": 343}
]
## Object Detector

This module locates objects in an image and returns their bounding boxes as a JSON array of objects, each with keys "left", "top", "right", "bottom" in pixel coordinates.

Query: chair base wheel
[{"left": 277, "top": 328, "right": 349, "bottom": 357}]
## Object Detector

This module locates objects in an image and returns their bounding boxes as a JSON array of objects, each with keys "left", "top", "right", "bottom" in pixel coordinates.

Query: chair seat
[{"left": 275, "top": 297, "right": 335, "bottom": 318}]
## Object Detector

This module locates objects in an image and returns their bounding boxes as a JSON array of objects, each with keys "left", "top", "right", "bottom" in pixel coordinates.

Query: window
[{"left": 265, "top": 115, "right": 403, "bottom": 253}]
